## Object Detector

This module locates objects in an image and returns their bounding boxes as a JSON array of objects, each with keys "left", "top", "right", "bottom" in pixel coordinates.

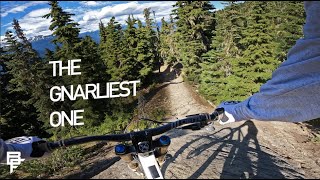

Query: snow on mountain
[
  {"left": 28, "top": 35, "right": 53, "bottom": 42},
  {"left": 1, "top": 30, "right": 100, "bottom": 56}
]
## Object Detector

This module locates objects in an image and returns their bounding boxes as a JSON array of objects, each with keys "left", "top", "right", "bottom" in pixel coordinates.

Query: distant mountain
[
  {"left": 4, "top": 21, "right": 163, "bottom": 57},
  {"left": 30, "top": 35, "right": 56, "bottom": 57},
  {"left": 28, "top": 35, "right": 53, "bottom": 42},
  {"left": 30, "top": 30, "right": 100, "bottom": 57},
  {"left": 79, "top": 30, "right": 100, "bottom": 43}
]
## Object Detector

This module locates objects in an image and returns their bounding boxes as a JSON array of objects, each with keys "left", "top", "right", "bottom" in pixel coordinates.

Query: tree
[
  {"left": 235, "top": 2, "right": 281, "bottom": 94},
  {"left": 43, "top": 1, "right": 80, "bottom": 48},
  {"left": 159, "top": 16, "right": 177, "bottom": 66},
  {"left": 268, "top": 1, "right": 305, "bottom": 62},
  {"left": 99, "top": 20, "right": 107, "bottom": 44},
  {"left": 198, "top": 1, "right": 305, "bottom": 104},
  {"left": 199, "top": 2, "right": 245, "bottom": 103},
  {"left": 73, "top": 36, "right": 108, "bottom": 127},
  {"left": 135, "top": 8, "right": 159, "bottom": 83},
  {"left": 172, "top": 1, "right": 215, "bottom": 82},
  {"left": 32, "top": 49, "right": 61, "bottom": 134},
  {"left": 99, "top": 16, "right": 125, "bottom": 81},
  {"left": 42, "top": 1, "right": 83, "bottom": 137},
  {"left": 0, "top": 20, "right": 48, "bottom": 139},
  {"left": 121, "top": 15, "right": 141, "bottom": 81}
]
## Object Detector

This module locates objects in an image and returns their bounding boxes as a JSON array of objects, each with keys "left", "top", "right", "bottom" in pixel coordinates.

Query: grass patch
[
  {"left": 0, "top": 145, "right": 85, "bottom": 179},
  {"left": 307, "top": 118, "right": 320, "bottom": 127},
  {"left": 311, "top": 135, "right": 320, "bottom": 143}
]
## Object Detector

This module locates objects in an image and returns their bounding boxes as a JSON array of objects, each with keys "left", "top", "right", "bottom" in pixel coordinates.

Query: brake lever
[{"left": 177, "top": 122, "right": 202, "bottom": 131}]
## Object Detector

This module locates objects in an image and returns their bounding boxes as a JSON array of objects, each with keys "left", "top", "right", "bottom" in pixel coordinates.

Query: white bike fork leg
[{"left": 138, "top": 153, "right": 164, "bottom": 179}]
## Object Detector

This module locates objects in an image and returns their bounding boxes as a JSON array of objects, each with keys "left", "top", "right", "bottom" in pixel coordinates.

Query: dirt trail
[{"left": 90, "top": 65, "right": 320, "bottom": 179}]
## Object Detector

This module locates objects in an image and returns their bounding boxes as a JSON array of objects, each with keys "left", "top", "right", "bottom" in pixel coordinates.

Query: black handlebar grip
[
  {"left": 216, "top": 108, "right": 224, "bottom": 114},
  {"left": 31, "top": 141, "right": 52, "bottom": 157},
  {"left": 210, "top": 108, "right": 224, "bottom": 120}
]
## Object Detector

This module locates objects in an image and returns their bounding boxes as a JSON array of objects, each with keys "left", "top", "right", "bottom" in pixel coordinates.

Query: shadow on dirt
[
  {"left": 161, "top": 120, "right": 304, "bottom": 179},
  {"left": 156, "top": 63, "right": 183, "bottom": 83},
  {"left": 61, "top": 156, "right": 121, "bottom": 179}
]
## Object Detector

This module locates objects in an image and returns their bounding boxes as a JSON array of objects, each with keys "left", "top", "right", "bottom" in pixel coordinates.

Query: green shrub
[
  {"left": 312, "top": 135, "right": 320, "bottom": 143},
  {"left": 3, "top": 145, "right": 86, "bottom": 179},
  {"left": 307, "top": 118, "right": 320, "bottom": 127}
]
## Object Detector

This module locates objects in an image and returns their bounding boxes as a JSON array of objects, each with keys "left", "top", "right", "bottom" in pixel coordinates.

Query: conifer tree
[
  {"left": 135, "top": 8, "right": 158, "bottom": 83},
  {"left": 198, "top": 1, "right": 305, "bottom": 104},
  {"left": 159, "top": 16, "right": 177, "bottom": 66},
  {"left": 234, "top": 2, "right": 281, "bottom": 95},
  {"left": 73, "top": 36, "right": 108, "bottom": 127},
  {"left": 200, "top": 2, "right": 244, "bottom": 103},
  {"left": 43, "top": 1, "right": 80, "bottom": 48},
  {"left": 268, "top": 1, "right": 305, "bottom": 61},
  {"left": 1, "top": 21, "right": 47, "bottom": 139},
  {"left": 122, "top": 15, "right": 140, "bottom": 81},
  {"left": 99, "top": 16, "right": 124, "bottom": 81},
  {"left": 159, "top": 17, "right": 170, "bottom": 61},
  {"left": 172, "top": 1, "right": 215, "bottom": 81},
  {"left": 42, "top": 1, "right": 87, "bottom": 137},
  {"left": 99, "top": 20, "right": 107, "bottom": 44}
]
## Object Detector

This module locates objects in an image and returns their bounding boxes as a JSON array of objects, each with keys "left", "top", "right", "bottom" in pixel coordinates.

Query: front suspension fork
[{"left": 115, "top": 135, "right": 171, "bottom": 178}]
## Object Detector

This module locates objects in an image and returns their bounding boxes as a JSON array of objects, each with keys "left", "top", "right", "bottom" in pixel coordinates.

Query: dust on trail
[{"left": 79, "top": 65, "right": 320, "bottom": 179}]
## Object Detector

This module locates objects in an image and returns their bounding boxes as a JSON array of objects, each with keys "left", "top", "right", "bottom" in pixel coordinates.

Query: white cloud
[
  {"left": 1, "top": 35, "right": 9, "bottom": 47},
  {"left": 26, "top": 8, "right": 50, "bottom": 18},
  {"left": 1, "top": 1, "right": 48, "bottom": 17},
  {"left": 79, "top": 1, "right": 112, "bottom": 7},
  {"left": 2, "top": 22, "right": 13, "bottom": 28},
  {"left": 79, "top": 1, "right": 176, "bottom": 33},
  {"left": 14, "top": 8, "right": 52, "bottom": 38},
  {"left": 3, "top": 1, "right": 176, "bottom": 38},
  {"left": 1, "top": 35, "right": 6, "bottom": 42},
  {"left": 82, "top": 1, "right": 175, "bottom": 22}
]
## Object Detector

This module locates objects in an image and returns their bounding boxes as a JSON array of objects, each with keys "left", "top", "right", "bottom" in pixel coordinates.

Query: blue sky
[{"left": 0, "top": 1, "right": 226, "bottom": 42}]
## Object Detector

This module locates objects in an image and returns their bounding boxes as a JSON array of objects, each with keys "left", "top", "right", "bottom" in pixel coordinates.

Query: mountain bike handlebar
[{"left": 33, "top": 109, "right": 224, "bottom": 154}]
